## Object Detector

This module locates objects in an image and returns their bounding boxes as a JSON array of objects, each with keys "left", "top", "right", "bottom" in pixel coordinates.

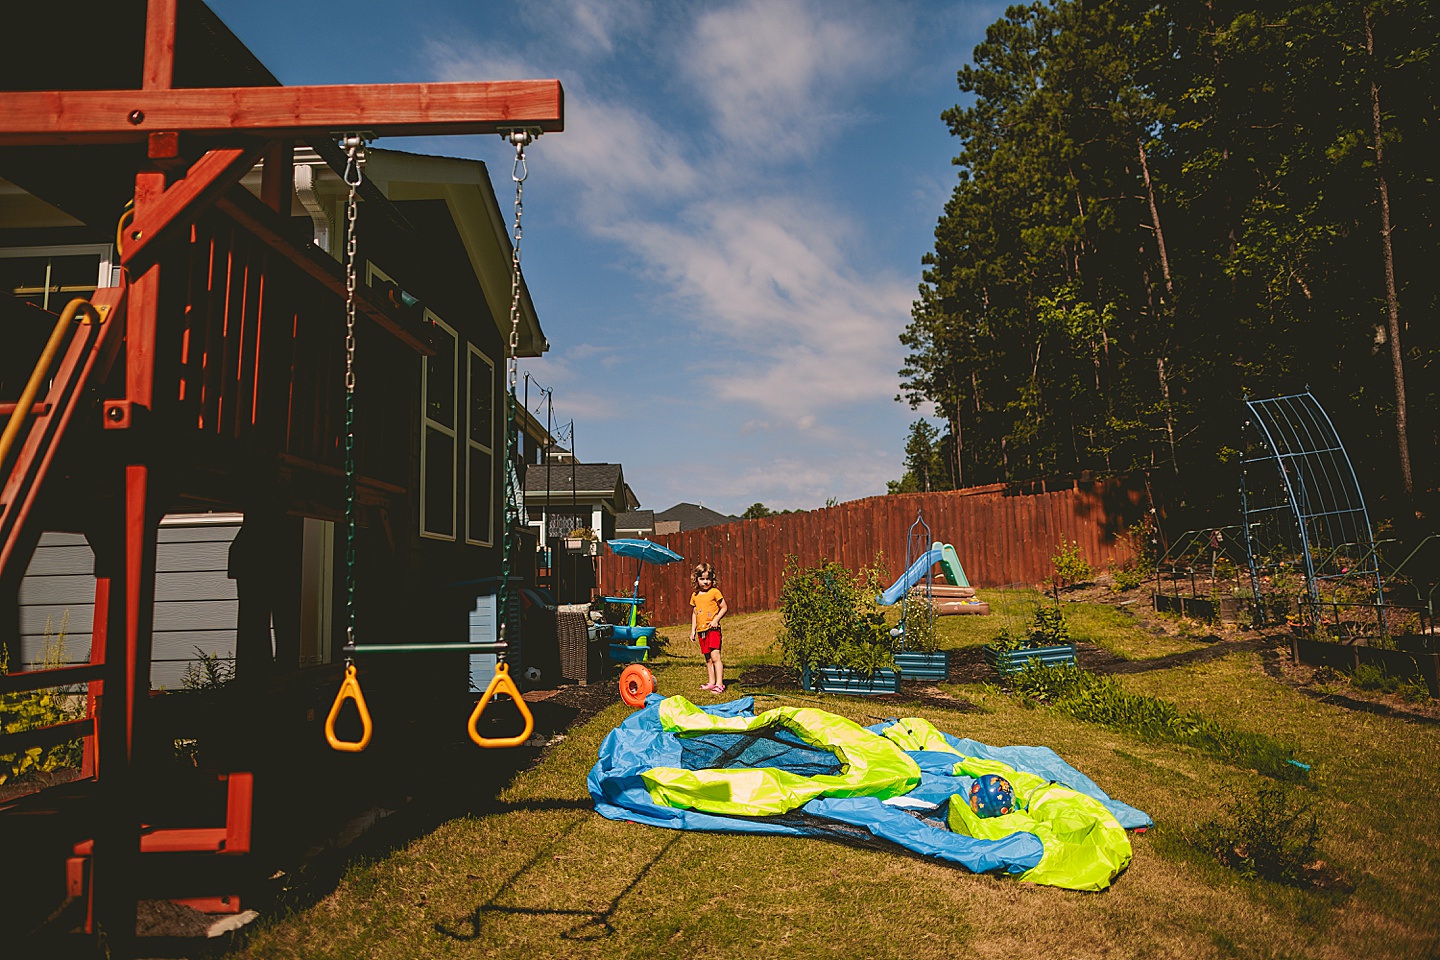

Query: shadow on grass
[
  {"left": 435, "top": 832, "right": 682, "bottom": 942},
  {"left": 1257, "top": 648, "right": 1440, "bottom": 728}
]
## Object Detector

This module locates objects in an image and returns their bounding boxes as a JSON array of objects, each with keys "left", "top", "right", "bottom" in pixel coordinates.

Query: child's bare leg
[
  {"left": 711, "top": 649, "right": 724, "bottom": 689},
  {"left": 706, "top": 651, "right": 719, "bottom": 687}
]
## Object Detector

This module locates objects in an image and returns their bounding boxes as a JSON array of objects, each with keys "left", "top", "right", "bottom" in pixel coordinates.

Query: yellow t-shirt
[{"left": 691, "top": 588, "right": 724, "bottom": 632}]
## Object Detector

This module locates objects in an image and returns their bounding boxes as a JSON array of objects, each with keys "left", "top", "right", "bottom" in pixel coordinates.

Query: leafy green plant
[
  {"left": 1350, "top": 661, "right": 1429, "bottom": 702},
  {"left": 1051, "top": 539, "right": 1092, "bottom": 591},
  {"left": 1109, "top": 514, "right": 1158, "bottom": 592},
  {"left": 1110, "top": 562, "right": 1147, "bottom": 592},
  {"left": 989, "top": 603, "right": 1070, "bottom": 653},
  {"left": 181, "top": 647, "right": 236, "bottom": 692},
  {"left": 603, "top": 603, "right": 650, "bottom": 627},
  {"left": 1191, "top": 782, "right": 1323, "bottom": 885},
  {"left": 778, "top": 555, "right": 895, "bottom": 677},
  {"left": 1, "top": 617, "right": 85, "bottom": 785},
  {"left": 897, "top": 605, "right": 938, "bottom": 654},
  {"left": 1009, "top": 663, "right": 1308, "bottom": 782},
  {"left": 1029, "top": 603, "right": 1069, "bottom": 646}
]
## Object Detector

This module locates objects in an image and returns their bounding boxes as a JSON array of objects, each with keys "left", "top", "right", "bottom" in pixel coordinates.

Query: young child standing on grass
[{"left": 690, "top": 563, "right": 729, "bottom": 693}]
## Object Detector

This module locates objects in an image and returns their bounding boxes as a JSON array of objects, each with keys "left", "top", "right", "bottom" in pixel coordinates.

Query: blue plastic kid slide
[{"left": 877, "top": 541, "right": 971, "bottom": 605}]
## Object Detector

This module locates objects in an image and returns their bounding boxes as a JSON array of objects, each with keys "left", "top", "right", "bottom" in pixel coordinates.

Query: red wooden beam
[
  {"left": 122, "top": 144, "right": 271, "bottom": 268},
  {"left": 0, "top": 81, "right": 565, "bottom": 145}
]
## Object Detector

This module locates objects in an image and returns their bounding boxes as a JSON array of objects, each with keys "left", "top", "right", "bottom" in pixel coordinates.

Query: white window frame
[
  {"left": 419, "top": 310, "right": 459, "bottom": 542},
  {"left": 0, "top": 243, "right": 116, "bottom": 310},
  {"left": 465, "top": 343, "right": 495, "bottom": 547}
]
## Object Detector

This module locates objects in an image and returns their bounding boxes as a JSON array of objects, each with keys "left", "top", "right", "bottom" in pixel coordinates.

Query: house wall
[
  {"left": 16, "top": 513, "right": 337, "bottom": 689},
  {"left": 18, "top": 516, "right": 241, "bottom": 690}
]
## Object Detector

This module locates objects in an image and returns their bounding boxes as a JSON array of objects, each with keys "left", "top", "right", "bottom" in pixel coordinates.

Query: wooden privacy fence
[{"left": 599, "top": 475, "right": 1153, "bottom": 627}]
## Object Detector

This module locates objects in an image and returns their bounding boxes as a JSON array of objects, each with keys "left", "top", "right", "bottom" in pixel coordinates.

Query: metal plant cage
[
  {"left": 1154, "top": 525, "right": 1253, "bottom": 622},
  {"left": 1240, "top": 391, "right": 1393, "bottom": 636}
]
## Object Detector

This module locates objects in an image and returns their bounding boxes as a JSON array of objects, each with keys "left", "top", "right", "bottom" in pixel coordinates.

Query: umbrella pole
[{"left": 632, "top": 560, "right": 642, "bottom": 627}]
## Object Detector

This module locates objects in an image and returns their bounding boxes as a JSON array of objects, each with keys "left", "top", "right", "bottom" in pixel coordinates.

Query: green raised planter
[
  {"left": 801, "top": 666, "right": 902, "bottom": 695},
  {"left": 982, "top": 643, "right": 1077, "bottom": 677},
  {"left": 892, "top": 650, "right": 951, "bottom": 682}
]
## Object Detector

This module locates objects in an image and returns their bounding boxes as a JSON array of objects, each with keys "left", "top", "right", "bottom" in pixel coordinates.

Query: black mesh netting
[{"left": 678, "top": 727, "right": 844, "bottom": 778}]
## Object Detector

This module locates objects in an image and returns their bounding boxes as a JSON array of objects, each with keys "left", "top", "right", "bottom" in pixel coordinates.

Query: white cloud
[
  {"left": 612, "top": 197, "right": 913, "bottom": 416},
  {"left": 682, "top": 0, "right": 900, "bottom": 156},
  {"left": 534, "top": 0, "right": 650, "bottom": 58},
  {"left": 416, "top": 0, "right": 946, "bottom": 511}
]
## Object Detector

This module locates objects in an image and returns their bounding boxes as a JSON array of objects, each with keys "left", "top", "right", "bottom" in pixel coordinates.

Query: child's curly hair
[{"left": 691, "top": 562, "right": 718, "bottom": 592}]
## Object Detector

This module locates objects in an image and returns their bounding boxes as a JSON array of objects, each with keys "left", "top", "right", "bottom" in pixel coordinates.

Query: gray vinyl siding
[{"left": 16, "top": 516, "right": 242, "bottom": 690}]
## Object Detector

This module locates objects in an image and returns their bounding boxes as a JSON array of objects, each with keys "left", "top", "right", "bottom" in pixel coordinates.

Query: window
[
  {"left": 420, "top": 311, "right": 458, "bottom": 540},
  {"left": 466, "top": 345, "right": 495, "bottom": 546},
  {"left": 0, "top": 244, "right": 115, "bottom": 311}
]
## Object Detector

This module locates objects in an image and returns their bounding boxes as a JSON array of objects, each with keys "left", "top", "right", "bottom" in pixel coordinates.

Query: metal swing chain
[
  {"left": 342, "top": 134, "right": 366, "bottom": 661},
  {"left": 498, "top": 130, "right": 533, "bottom": 657}
]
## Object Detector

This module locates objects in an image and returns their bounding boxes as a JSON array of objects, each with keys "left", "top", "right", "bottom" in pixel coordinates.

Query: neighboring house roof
[
  {"left": 615, "top": 510, "right": 655, "bottom": 535},
  {"left": 525, "top": 462, "right": 622, "bottom": 495},
  {"left": 654, "top": 502, "right": 737, "bottom": 531},
  {"left": 524, "top": 463, "right": 631, "bottom": 513}
]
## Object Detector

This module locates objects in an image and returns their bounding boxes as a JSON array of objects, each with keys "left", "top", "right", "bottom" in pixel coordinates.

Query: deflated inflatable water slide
[{"left": 589, "top": 696, "right": 1151, "bottom": 891}]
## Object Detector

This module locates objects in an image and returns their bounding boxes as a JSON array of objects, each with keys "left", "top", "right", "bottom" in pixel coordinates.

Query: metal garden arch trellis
[{"left": 1240, "top": 390, "right": 1385, "bottom": 627}]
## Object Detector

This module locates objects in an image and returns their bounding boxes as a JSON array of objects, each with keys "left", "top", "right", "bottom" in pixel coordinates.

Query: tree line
[{"left": 897, "top": 0, "right": 1436, "bottom": 523}]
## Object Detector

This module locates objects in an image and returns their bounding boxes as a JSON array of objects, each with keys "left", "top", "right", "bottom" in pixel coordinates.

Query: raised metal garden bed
[
  {"left": 892, "top": 650, "right": 951, "bottom": 682},
  {"left": 801, "top": 666, "right": 902, "bottom": 695},
  {"left": 1154, "top": 593, "right": 1244, "bottom": 623},
  {"left": 1290, "top": 635, "right": 1439, "bottom": 698},
  {"left": 982, "top": 643, "right": 1078, "bottom": 677}
]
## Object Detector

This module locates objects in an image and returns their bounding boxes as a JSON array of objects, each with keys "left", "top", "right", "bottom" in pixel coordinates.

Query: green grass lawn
[{"left": 235, "top": 596, "right": 1440, "bottom": 959}]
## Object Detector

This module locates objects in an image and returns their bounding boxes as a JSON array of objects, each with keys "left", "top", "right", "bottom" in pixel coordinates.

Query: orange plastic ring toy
[{"left": 618, "top": 664, "right": 656, "bottom": 708}]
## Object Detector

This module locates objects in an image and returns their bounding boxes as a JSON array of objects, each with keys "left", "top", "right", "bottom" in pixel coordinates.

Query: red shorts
[{"left": 697, "top": 628, "right": 722, "bottom": 656}]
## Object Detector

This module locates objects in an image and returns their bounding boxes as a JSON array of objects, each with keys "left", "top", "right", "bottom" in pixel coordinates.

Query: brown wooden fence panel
[{"left": 601, "top": 476, "right": 1152, "bottom": 627}]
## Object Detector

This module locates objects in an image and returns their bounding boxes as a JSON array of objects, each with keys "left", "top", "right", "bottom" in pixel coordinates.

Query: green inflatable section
[
  {"left": 642, "top": 698, "right": 922, "bottom": 816},
  {"left": 884, "top": 718, "right": 1132, "bottom": 890}
]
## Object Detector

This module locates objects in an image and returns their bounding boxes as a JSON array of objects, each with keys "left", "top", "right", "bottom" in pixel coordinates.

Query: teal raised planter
[
  {"left": 982, "top": 643, "right": 1077, "bottom": 677},
  {"left": 892, "top": 650, "right": 951, "bottom": 682},
  {"left": 801, "top": 666, "right": 902, "bottom": 696}
]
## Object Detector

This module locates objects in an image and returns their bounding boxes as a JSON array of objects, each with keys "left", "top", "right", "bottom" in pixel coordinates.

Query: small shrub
[
  {"left": 1110, "top": 562, "right": 1146, "bottom": 592},
  {"left": 1350, "top": 661, "right": 1429, "bottom": 701},
  {"left": 778, "top": 555, "right": 895, "bottom": 677},
  {"left": 181, "top": 648, "right": 235, "bottom": 692},
  {"left": 603, "top": 603, "right": 650, "bottom": 627},
  {"left": 1110, "top": 514, "right": 1158, "bottom": 592},
  {"left": 1051, "top": 539, "right": 1093, "bottom": 590},
  {"left": 989, "top": 604, "right": 1070, "bottom": 653},
  {"left": 1, "top": 618, "right": 85, "bottom": 785},
  {"left": 896, "top": 605, "right": 937, "bottom": 654},
  {"left": 1191, "top": 782, "right": 1323, "bottom": 885},
  {"left": 1029, "top": 603, "right": 1070, "bottom": 646}
]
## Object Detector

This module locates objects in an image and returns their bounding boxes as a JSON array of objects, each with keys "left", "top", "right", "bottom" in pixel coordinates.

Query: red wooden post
[
  {"left": 143, "top": 0, "right": 178, "bottom": 90},
  {"left": 261, "top": 140, "right": 295, "bottom": 216}
]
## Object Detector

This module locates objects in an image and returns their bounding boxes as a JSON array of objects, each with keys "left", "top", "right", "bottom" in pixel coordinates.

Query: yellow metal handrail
[{"left": 0, "top": 298, "right": 106, "bottom": 475}]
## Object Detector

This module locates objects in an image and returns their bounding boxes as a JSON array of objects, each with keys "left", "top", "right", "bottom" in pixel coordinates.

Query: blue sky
[{"left": 208, "top": 0, "right": 1002, "bottom": 516}]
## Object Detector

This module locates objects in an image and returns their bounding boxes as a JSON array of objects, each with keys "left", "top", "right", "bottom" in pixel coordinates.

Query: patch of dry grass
[{"left": 236, "top": 594, "right": 1440, "bottom": 960}]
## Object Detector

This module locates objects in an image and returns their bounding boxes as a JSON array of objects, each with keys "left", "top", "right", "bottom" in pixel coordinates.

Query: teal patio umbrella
[{"left": 605, "top": 539, "right": 684, "bottom": 627}]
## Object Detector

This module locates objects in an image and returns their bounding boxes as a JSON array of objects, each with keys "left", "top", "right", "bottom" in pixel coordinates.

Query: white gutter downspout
[{"left": 295, "top": 163, "right": 332, "bottom": 253}]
